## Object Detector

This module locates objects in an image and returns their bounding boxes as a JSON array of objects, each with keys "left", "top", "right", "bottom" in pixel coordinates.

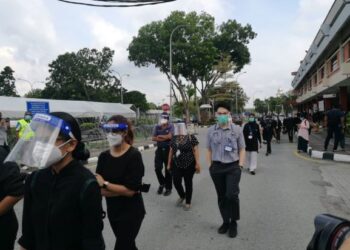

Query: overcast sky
[{"left": 0, "top": 0, "right": 334, "bottom": 107}]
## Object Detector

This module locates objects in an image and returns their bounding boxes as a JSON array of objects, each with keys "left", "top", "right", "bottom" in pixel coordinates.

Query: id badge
[
  {"left": 224, "top": 145, "right": 233, "bottom": 152},
  {"left": 176, "top": 151, "right": 181, "bottom": 157},
  {"left": 248, "top": 135, "right": 253, "bottom": 139}
]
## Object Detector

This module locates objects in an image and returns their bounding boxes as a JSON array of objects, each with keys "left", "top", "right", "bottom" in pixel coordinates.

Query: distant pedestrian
[
  {"left": 167, "top": 122, "right": 201, "bottom": 211},
  {"left": 283, "top": 115, "right": 295, "bottom": 143},
  {"left": 297, "top": 114, "right": 310, "bottom": 153},
  {"left": 324, "top": 105, "right": 345, "bottom": 152},
  {"left": 152, "top": 112, "right": 173, "bottom": 196},
  {"left": 0, "top": 112, "right": 9, "bottom": 152},
  {"left": 275, "top": 116, "right": 282, "bottom": 143},
  {"left": 207, "top": 102, "right": 246, "bottom": 238},
  {"left": 243, "top": 114, "right": 261, "bottom": 175},
  {"left": 261, "top": 115, "right": 275, "bottom": 156}
]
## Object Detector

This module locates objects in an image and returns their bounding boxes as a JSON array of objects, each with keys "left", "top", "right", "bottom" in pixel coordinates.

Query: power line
[{"left": 57, "top": 0, "right": 176, "bottom": 7}]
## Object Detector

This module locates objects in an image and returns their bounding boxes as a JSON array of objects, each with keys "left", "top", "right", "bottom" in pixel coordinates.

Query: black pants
[
  {"left": 154, "top": 147, "right": 172, "bottom": 190},
  {"left": 276, "top": 129, "right": 281, "bottom": 141},
  {"left": 298, "top": 136, "right": 308, "bottom": 153},
  {"left": 210, "top": 162, "right": 242, "bottom": 223},
  {"left": 287, "top": 129, "right": 294, "bottom": 142},
  {"left": 266, "top": 139, "right": 272, "bottom": 154},
  {"left": 0, "top": 210, "right": 18, "bottom": 250},
  {"left": 324, "top": 126, "right": 341, "bottom": 150},
  {"left": 109, "top": 215, "right": 144, "bottom": 250},
  {"left": 173, "top": 165, "right": 195, "bottom": 204}
]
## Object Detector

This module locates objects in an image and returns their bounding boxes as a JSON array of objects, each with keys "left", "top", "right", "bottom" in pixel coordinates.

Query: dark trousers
[
  {"left": 324, "top": 126, "right": 341, "bottom": 150},
  {"left": 287, "top": 129, "right": 294, "bottom": 143},
  {"left": 298, "top": 136, "right": 308, "bottom": 153},
  {"left": 173, "top": 165, "right": 195, "bottom": 204},
  {"left": 155, "top": 147, "right": 172, "bottom": 190},
  {"left": 266, "top": 139, "right": 272, "bottom": 154},
  {"left": 0, "top": 210, "right": 18, "bottom": 250},
  {"left": 276, "top": 129, "right": 281, "bottom": 141},
  {"left": 210, "top": 162, "right": 242, "bottom": 223},
  {"left": 110, "top": 216, "right": 144, "bottom": 250}
]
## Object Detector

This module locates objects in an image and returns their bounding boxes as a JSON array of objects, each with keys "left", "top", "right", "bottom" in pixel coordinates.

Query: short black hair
[{"left": 215, "top": 102, "right": 231, "bottom": 112}]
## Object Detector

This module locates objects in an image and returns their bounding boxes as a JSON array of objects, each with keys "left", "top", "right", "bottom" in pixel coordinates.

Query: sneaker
[
  {"left": 183, "top": 204, "right": 191, "bottom": 211},
  {"left": 157, "top": 185, "right": 164, "bottom": 195},
  {"left": 218, "top": 223, "right": 229, "bottom": 234},
  {"left": 228, "top": 221, "right": 237, "bottom": 238},
  {"left": 176, "top": 198, "right": 184, "bottom": 207},
  {"left": 163, "top": 189, "right": 172, "bottom": 196},
  {"left": 250, "top": 170, "right": 255, "bottom": 175}
]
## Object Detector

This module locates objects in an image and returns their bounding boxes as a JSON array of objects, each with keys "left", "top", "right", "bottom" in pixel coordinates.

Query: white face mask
[
  {"left": 160, "top": 119, "right": 168, "bottom": 125},
  {"left": 32, "top": 140, "right": 70, "bottom": 168},
  {"left": 107, "top": 133, "right": 123, "bottom": 147}
]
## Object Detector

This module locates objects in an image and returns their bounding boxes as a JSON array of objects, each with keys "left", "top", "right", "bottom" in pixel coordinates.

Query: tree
[
  {"left": 42, "top": 47, "right": 120, "bottom": 102},
  {"left": 123, "top": 90, "right": 149, "bottom": 112},
  {"left": 128, "top": 11, "right": 256, "bottom": 121},
  {"left": 254, "top": 98, "right": 268, "bottom": 114},
  {"left": 208, "top": 81, "right": 248, "bottom": 114},
  {"left": 0, "top": 66, "right": 18, "bottom": 97},
  {"left": 25, "top": 89, "right": 43, "bottom": 98},
  {"left": 147, "top": 102, "right": 158, "bottom": 110}
]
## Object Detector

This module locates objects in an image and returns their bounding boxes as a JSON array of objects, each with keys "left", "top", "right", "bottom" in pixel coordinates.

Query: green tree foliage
[
  {"left": 42, "top": 47, "right": 120, "bottom": 102},
  {"left": 25, "top": 89, "right": 43, "bottom": 98},
  {"left": 0, "top": 66, "right": 18, "bottom": 97},
  {"left": 147, "top": 102, "right": 158, "bottom": 110},
  {"left": 209, "top": 81, "right": 248, "bottom": 114},
  {"left": 128, "top": 11, "right": 256, "bottom": 120},
  {"left": 123, "top": 90, "right": 149, "bottom": 112}
]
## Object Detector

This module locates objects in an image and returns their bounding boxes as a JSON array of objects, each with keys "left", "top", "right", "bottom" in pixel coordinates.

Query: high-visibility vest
[{"left": 18, "top": 119, "right": 34, "bottom": 140}]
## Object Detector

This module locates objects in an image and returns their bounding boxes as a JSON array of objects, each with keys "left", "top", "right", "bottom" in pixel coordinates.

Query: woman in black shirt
[
  {"left": 16, "top": 112, "right": 105, "bottom": 250},
  {"left": 96, "top": 115, "right": 146, "bottom": 250},
  {"left": 167, "top": 123, "right": 201, "bottom": 210},
  {"left": 0, "top": 147, "right": 24, "bottom": 250}
]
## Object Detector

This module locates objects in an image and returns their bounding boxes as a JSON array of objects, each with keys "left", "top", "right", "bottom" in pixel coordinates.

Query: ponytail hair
[{"left": 107, "top": 115, "right": 134, "bottom": 145}]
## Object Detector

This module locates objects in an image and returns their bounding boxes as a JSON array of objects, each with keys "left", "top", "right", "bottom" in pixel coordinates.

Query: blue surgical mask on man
[
  {"left": 248, "top": 117, "right": 255, "bottom": 123},
  {"left": 217, "top": 115, "right": 229, "bottom": 125},
  {"left": 24, "top": 115, "right": 32, "bottom": 121}
]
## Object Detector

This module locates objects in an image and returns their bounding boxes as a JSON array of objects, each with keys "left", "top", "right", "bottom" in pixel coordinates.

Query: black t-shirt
[
  {"left": 327, "top": 109, "right": 343, "bottom": 127},
  {"left": 96, "top": 147, "right": 146, "bottom": 221},
  {"left": 18, "top": 160, "right": 105, "bottom": 250},
  {"left": 170, "top": 135, "right": 199, "bottom": 169},
  {"left": 243, "top": 122, "right": 261, "bottom": 152}
]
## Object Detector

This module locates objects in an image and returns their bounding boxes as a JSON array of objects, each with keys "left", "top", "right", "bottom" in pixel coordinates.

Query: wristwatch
[{"left": 102, "top": 181, "right": 109, "bottom": 189}]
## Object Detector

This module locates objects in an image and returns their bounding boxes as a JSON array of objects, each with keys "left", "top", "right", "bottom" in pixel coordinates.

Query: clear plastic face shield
[
  {"left": 102, "top": 123, "right": 128, "bottom": 147},
  {"left": 173, "top": 123, "right": 188, "bottom": 137},
  {"left": 5, "top": 113, "right": 75, "bottom": 168}
]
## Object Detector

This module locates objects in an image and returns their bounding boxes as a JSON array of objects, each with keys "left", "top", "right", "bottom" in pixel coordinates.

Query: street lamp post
[
  {"left": 16, "top": 78, "right": 34, "bottom": 91},
  {"left": 233, "top": 71, "right": 246, "bottom": 114},
  {"left": 112, "top": 71, "right": 130, "bottom": 104},
  {"left": 169, "top": 24, "right": 188, "bottom": 121}
]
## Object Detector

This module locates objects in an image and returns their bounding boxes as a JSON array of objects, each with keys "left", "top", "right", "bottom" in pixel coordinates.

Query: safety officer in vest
[
  {"left": 207, "top": 102, "right": 246, "bottom": 238},
  {"left": 152, "top": 112, "right": 174, "bottom": 196},
  {"left": 16, "top": 111, "right": 33, "bottom": 140}
]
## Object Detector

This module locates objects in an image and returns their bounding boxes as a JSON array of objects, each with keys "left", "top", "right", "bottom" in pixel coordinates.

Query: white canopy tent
[{"left": 0, "top": 96, "right": 136, "bottom": 119}]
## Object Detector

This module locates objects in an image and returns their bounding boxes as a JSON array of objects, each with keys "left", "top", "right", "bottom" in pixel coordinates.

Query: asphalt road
[{"left": 14, "top": 127, "right": 350, "bottom": 250}]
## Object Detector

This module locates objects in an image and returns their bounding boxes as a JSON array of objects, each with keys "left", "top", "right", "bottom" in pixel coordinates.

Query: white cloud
[{"left": 0, "top": 0, "right": 58, "bottom": 95}]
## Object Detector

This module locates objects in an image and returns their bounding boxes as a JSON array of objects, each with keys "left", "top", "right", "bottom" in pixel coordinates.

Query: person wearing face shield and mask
[
  {"left": 167, "top": 122, "right": 201, "bottom": 211},
  {"left": 95, "top": 115, "right": 146, "bottom": 250},
  {"left": 206, "top": 102, "right": 246, "bottom": 238},
  {"left": 243, "top": 114, "right": 262, "bottom": 175},
  {"left": 152, "top": 112, "right": 174, "bottom": 196},
  {"left": 6, "top": 112, "right": 105, "bottom": 250}
]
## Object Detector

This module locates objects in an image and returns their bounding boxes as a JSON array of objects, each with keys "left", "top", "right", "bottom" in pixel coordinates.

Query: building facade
[{"left": 291, "top": 0, "right": 350, "bottom": 114}]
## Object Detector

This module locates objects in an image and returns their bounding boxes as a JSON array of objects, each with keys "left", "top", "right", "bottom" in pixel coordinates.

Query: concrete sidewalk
[{"left": 308, "top": 128, "right": 350, "bottom": 163}]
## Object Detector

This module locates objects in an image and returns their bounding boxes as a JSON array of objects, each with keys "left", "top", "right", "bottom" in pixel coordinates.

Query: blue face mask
[
  {"left": 24, "top": 115, "right": 32, "bottom": 121},
  {"left": 217, "top": 115, "right": 229, "bottom": 125}
]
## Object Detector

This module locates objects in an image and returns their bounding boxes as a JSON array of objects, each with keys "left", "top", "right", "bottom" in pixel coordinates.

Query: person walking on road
[
  {"left": 16, "top": 111, "right": 32, "bottom": 140},
  {"left": 324, "top": 105, "right": 345, "bottom": 152},
  {"left": 96, "top": 115, "right": 146, "bottom": 250},
  {"left": 152, "top": 112, "right": 174, "bottom": 196},
  {"left": 283, "top": 115, "right": 295, "bottom": 143},
  {"left": 207, "top": 102, "right": 246, "bottom": 238},
  {"left": 167, "top": 122, "right": 201, "bottom": 211},
  {"left": 297, "top": 114, "right": 310, "bottom": 153},
  {"left": 275, "top": 116, "right": 282, "bottom": 143},
  {"left": 11, "top": 112, "right": 105, "bottom": 250},
  {"left": 261, "top": 115, "right": 275, "bottom": 156},
  {"left": 243, "top": 114, "right": 261, "bottom": 175},
  {"left": 0, "top": 113, "right": 9, "bottom": 152}
]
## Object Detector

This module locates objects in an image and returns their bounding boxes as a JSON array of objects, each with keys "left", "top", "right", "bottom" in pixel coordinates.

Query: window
[
  {"left": 328, "top": 52, "right": 339, "bottom": 74},
  {"left": 319, "top": 66, "right": 325, "bottom": 81},
  {"left": 304, "top": 84, "right": 307, "bottom": 93},
  {"left": 308, "top": 79, "right": 312, "bottom": 91},
  {"left": 312, "top": 73, "right": 317, "bottom": 86},
  {"left": 344, "top": 40, "right": 350, "bottom": 62}
]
